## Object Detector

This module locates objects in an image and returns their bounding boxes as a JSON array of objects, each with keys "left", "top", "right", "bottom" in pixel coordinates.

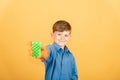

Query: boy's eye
[
  {"left": 57, "top": 34, "right": 61, "bottom": 36},
  {"left": 65, "top": 35, "right": 69, "bottom": 37}
]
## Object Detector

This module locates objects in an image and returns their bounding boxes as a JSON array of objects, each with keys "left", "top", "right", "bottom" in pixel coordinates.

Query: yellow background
[{"left": 0, "top": 0, "right": 120, "bottom": 80}]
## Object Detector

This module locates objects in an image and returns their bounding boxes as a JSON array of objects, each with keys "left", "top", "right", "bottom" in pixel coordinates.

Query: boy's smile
[{"left": 51, "top": 31, "right": 71, "bottom": 49}]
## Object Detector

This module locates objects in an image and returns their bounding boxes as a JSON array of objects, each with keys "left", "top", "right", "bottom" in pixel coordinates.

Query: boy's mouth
[{"left": 59, "top": 40, "right": 66, "bottom": 42}]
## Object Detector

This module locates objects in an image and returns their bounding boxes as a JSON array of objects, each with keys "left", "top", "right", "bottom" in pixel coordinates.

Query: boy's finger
[
  {"left": 27, "top": 41, "right": 32, "bottom": 46},
  {"left": 41, "top": 47, "right": 46, "bottom": 51},
  {"left": 41, "top": 47, "right": 48, "bottom": 53},
  {"left": 28, "top": 49, "right": 32, "bottom": 55},
  {"left": 27, "top": 41, "right": 32, "bottom": 51}
]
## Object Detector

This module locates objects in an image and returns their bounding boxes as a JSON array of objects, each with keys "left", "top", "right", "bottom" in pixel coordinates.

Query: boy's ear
[{"left": 50, "top": 32, "right": 53, "bottom": 38}]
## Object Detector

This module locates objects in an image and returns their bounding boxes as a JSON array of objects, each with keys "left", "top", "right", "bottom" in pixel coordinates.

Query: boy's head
[
  {"left": 52, "top": 20, "right": 71, "bottom": 33},
  {"left": 51, "top": 20, "right": 71, "bottom": 48}
]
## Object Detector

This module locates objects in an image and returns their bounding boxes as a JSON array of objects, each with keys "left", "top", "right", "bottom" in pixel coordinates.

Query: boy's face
[{"left": 51, "top": 31, "right": 71, "bottom": 47}]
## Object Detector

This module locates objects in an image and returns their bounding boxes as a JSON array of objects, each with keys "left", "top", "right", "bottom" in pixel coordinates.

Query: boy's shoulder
[
  {"left": 45, "top": 43, "right": 74, "bottom": 56},
  {"left": 45, "top": 43, "right": 56, "bottom": 53},
  {"left": 45, "top": 44, "right": 52, "bottom": 51},
  {"left": 46, "top": 44, "right": 52, "bottom": 48}
]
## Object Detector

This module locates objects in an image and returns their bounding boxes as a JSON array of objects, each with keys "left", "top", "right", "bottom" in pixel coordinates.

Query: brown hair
[{"left": 52, "top": 20, "right": 71, "bottom": 33}]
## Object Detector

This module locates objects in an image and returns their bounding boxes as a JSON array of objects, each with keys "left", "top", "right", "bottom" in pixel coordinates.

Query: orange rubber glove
[
  {"left": 40, "top": 47, "right": 49, "bottom": 60},
  {"left": 28, "top": 41, "right": 49, "bottom": 60}
]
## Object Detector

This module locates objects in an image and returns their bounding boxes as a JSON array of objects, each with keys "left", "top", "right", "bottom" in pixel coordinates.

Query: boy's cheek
[{"left": 65, "top": 37, "right": 70, "bottom": 41}]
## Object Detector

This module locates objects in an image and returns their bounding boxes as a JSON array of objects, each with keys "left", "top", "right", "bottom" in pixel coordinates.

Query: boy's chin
[{"left": 58, "top": 43, "right": 66, "bottom": 47}]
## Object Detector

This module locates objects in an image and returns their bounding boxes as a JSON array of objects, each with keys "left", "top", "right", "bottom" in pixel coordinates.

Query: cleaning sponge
[{"left": 32, "top": 41, "right": 42, "bottom": 58}]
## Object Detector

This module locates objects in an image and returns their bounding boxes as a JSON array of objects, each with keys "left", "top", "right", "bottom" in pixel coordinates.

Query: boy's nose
[{"left": 60, "top": 36, "right": 65, "bottom": 40}]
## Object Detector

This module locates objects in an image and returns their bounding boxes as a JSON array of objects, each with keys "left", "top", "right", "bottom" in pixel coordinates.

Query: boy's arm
[{"left": 72, "top": 58, "right": 78, "bottom": 80}]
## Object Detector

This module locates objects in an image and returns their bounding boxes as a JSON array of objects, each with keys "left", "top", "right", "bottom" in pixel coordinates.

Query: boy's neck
[
  {"left": 54, "top": 42, "right": 65, "bottom": 50},
  {"left": 61, "top": 46, "right": 65, "bottom": 50}
]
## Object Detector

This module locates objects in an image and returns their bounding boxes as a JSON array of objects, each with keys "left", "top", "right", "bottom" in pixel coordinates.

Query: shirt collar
[{"left": 52, "top": 42, "right": 69, "bottom": 53}]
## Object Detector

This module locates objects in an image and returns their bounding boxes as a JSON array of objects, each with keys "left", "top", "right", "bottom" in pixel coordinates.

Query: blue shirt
[{"left": 42, "top": 42, "right": 78, "bottom": 80}]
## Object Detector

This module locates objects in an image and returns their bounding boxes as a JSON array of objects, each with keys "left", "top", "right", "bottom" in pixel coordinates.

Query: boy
[{"left": 30, "top": 20, "right": 78, "bottom": 80}]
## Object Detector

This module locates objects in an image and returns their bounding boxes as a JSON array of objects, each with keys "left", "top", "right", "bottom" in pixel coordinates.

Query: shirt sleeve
[{"left": 71, "top": 57, "right": 78, "bottom": 80}]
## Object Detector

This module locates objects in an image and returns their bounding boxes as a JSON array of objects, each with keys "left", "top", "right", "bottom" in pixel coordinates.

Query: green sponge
[{"left": 32, "top": 41, "right": 42, "bottom": 58}]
